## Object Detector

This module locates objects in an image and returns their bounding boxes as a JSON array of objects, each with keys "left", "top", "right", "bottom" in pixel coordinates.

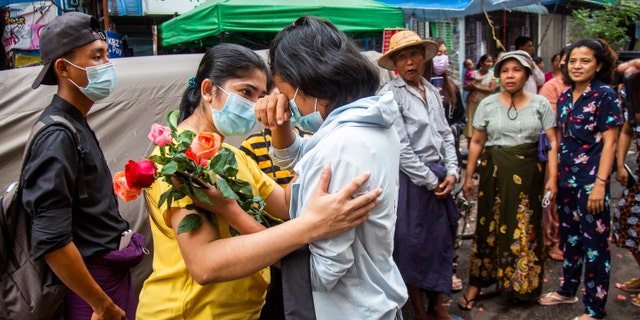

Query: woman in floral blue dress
[{"left": 538, "top": 38, "right": 622, "bottom": 320}]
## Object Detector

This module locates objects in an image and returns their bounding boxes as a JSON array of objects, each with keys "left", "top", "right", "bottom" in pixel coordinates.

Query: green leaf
[
  {"left": 160, "top": 161, "right": 179, "bottom": 175},
  {"left": 158, "top": 188, "right": 173, "bottom": 208},
  {"left": 172, "top": 190, "right": 188, "bottom": 201},
  {"left": 167, "top": 109, "right": 180, "bottom": 131},
  {"left": 216, "top": 177, "right": 240, "bottom": 200},
  {"left": 178, "top": 130, "right": 195, "bottom": 144},
  {"left": 149, "top": 154, "right": 169, "bottom": 165},
  {"left": 177, "top": 214, "right": 203, "bottom": 234},
  {"left": 210, "top": 148, "right": 239, "bottom": 178},
  {"left": 192, "top": 187, "right": 216, "bottom": 207}
]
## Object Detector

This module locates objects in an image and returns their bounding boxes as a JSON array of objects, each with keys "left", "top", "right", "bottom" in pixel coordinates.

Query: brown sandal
[
  {"left": 621, "top": 277, "right": 640, "bottom": 293},
  {"left": 632, "top": 293, "right": 640, "bottom": 307}
]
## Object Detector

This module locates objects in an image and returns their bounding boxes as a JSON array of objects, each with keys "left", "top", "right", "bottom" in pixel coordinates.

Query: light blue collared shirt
[
  {"left": 379, "top": 76, "right": 459, "bottom": 190},
  {"left": 271, "top": 93, "right": 408, "bottom": 319}
]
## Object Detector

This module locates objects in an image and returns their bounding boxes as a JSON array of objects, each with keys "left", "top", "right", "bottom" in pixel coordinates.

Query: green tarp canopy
[{"left": 159, "top": 0, "right": 405, "bottom": 48}]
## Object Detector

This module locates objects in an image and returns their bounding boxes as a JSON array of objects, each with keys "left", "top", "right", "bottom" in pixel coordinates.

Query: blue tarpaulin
[{"left": 377, "top": 0, "right": 545, "bottom": 20}]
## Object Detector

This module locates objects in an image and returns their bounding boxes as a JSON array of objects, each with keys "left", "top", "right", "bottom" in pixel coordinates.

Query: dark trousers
[{"left": 556, "top": 187, "right": 610, "bottom": 319}]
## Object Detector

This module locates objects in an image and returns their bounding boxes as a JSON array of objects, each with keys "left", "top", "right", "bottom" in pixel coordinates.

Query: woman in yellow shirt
[{"left": 136, "top": 44, "right": 381, "bottom": 319}]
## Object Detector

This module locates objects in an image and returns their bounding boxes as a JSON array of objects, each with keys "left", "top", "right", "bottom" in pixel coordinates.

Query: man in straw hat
[
  {"left": 23, "top": 12, "right": 139, "bottom": 319},
  {"left": 378, "top": 30, "right": 462, "bottom": 320}
]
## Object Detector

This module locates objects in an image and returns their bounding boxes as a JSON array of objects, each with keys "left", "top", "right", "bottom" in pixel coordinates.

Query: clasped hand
[{"left": 434, "top": 175, "right": 456, "bottom": 199}]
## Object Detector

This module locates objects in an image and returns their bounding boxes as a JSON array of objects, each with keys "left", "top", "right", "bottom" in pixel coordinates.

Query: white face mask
[
  {"left": 432, "top": 55, "right": 449, "bottom": 76},
  {"left": 64, "top": 59, "right": 117, "bottom": 101}
]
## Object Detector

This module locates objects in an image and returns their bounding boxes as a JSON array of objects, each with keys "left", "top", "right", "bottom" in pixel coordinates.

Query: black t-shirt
[{"left": 21, "top": 95, "right": 128, "bottom": 259}]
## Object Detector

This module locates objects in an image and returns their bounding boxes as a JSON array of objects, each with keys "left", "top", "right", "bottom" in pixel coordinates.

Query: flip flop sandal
[
  {"left": 537, "top": 292, "right": 579, "bottom": 305},
  {"left": 620, "top": 277, "right": 640, "bottom": 293},
  {"left": 458, "top": 294, "right": 476, "bottom": 310}
]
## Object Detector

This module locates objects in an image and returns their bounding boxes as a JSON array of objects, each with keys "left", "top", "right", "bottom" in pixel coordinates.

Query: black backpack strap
[
  {"left": 3, "top": 116, "right": 86, "bottom": 269},
  {"left": 1, "top": 182, "right": 20, "bottom": 269}
]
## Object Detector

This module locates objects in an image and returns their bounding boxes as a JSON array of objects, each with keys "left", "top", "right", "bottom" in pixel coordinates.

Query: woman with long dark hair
[
  {"left": 423, "top": 37, "right": 466, "bottom": 168},
  {"left": 136, "top": 43, "right": 382, "bottom": 319},
  {"left": 538, "top": 38, "right": 622, "bottom": 320}
]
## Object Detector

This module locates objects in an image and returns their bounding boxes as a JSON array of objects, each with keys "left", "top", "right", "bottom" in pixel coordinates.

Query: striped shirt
[{"left": 240, "top": 128, "right": 312, "bottom": 188}]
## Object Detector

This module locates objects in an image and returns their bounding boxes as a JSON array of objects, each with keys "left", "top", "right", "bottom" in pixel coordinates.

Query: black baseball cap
[{"left": 32, "top": 12, "right": 106, "bottom": 89}]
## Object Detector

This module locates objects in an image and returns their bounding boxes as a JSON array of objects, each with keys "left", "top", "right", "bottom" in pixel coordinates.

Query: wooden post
[{"left": 102, "top": 0, "right": 110, "bottom": 31}]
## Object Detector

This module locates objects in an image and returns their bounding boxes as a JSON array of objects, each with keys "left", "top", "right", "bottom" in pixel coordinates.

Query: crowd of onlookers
[{"left": 11, "top": 10, "right": 640, "bottom": 320}]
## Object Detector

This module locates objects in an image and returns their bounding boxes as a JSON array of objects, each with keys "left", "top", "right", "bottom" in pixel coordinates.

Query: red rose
[
  {"left": 185, "top": 147, "right": 209, "bottom": 167},
  {"left": 124, "top": 159, "right": 157, "bottom": 188}
]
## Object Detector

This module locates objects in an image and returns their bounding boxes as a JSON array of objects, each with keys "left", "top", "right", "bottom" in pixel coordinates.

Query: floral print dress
[
  {"left": 469, "top": 143, "right": 545, "bottom": 301},
  {"left": 613, "top": 86, "right": 640, "bottom": 255}
]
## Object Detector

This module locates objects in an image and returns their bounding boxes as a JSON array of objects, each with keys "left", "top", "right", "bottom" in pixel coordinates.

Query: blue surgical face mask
[
  {"left": 64, "top": 59, "right": 117, "bottom": 101},
  {"left": 289, "top": 87, "right": 323, "bottom": 133},
  {"left": 211, "top": 86, "right": 257, "bottom": 136}
]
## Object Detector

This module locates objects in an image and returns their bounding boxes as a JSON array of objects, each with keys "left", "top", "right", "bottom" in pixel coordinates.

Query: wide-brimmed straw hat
[
  {"left": 493, "top": 50, "right": 534, "bottom": 78},
  {"left": 377, "top": 30, "right": 438, "bottom": 70}
]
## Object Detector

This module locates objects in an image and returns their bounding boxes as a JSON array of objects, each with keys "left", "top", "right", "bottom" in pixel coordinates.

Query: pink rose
[
  {"left": 148, "top": 123, "right": 172, "bottom": 147},
  {"left": 190, "top": 131, "right": 222, "bottom": 160},
  {"left": 113, "top": 171, "right": 142, "bottom": 202},
  {"left": 124, "top": 159, "right": 157, "bottom": 189}
]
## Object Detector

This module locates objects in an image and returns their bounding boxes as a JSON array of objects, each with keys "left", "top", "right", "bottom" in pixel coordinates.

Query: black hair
[
  {"left": 178, "top": 43, "right": 271, "bottom": 122},
  {"left": 550, "top": 53, "right": 561, "bottom": 65},
  {"left": 562, "top": 38, "right": 617, "bottom": 87},
  {"left": 476, "top": 54, "right": 492, "bottom": 70},
  {"left": 269, "top": 16, "right": 379, "bottom": 113},
  {"left": 554, "top": 46, "right": 570, "bottom": 82},
  {"left": 533, "top": 56, "right": 543, "bottom": 64},
  {"left": 514, "top": 36, "right": 533, "bottom": 50},
  {"left": 423, "top": 37, "right": 456, "bottom": 107}
]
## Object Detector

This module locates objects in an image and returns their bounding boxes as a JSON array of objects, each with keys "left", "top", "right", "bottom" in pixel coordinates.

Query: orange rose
[
  {"left": 113, "top": 171, "right": 142, "bottom": 202},
  {"left": 190, "top": 131, "right": 222, "bottom": 160}
]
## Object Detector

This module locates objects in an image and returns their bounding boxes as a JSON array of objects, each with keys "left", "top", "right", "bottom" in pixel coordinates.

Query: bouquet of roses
[{"left": 113, "top": 109, "right": 282, "bottom": 234}]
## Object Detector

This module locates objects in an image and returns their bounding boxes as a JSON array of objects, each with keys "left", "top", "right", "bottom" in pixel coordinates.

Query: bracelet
[{"left": 595, "top": 175, "right": 608, "bottom": 183}]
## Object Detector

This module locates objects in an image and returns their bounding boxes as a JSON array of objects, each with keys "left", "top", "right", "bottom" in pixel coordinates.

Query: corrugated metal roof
[{"left": 510, "top": 3, "right": 550, "bottom": 13}]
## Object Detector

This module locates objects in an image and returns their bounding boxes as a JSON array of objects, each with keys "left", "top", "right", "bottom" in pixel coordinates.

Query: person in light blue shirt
[
  {"left": 377, "top": 30, "right": 461, "bottom": 320},
  {"left": 255, "top": 16, "right": 408, "bottom": 320}
]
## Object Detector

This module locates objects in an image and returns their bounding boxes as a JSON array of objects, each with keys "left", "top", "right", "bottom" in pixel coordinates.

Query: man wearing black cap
[{"left": 22, "top": 12, "right": 135, "bottom": 320}]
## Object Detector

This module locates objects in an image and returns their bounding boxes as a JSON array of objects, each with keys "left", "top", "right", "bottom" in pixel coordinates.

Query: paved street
[{"left": 401, "top": 145, "right": 640, "bottom": 320}]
